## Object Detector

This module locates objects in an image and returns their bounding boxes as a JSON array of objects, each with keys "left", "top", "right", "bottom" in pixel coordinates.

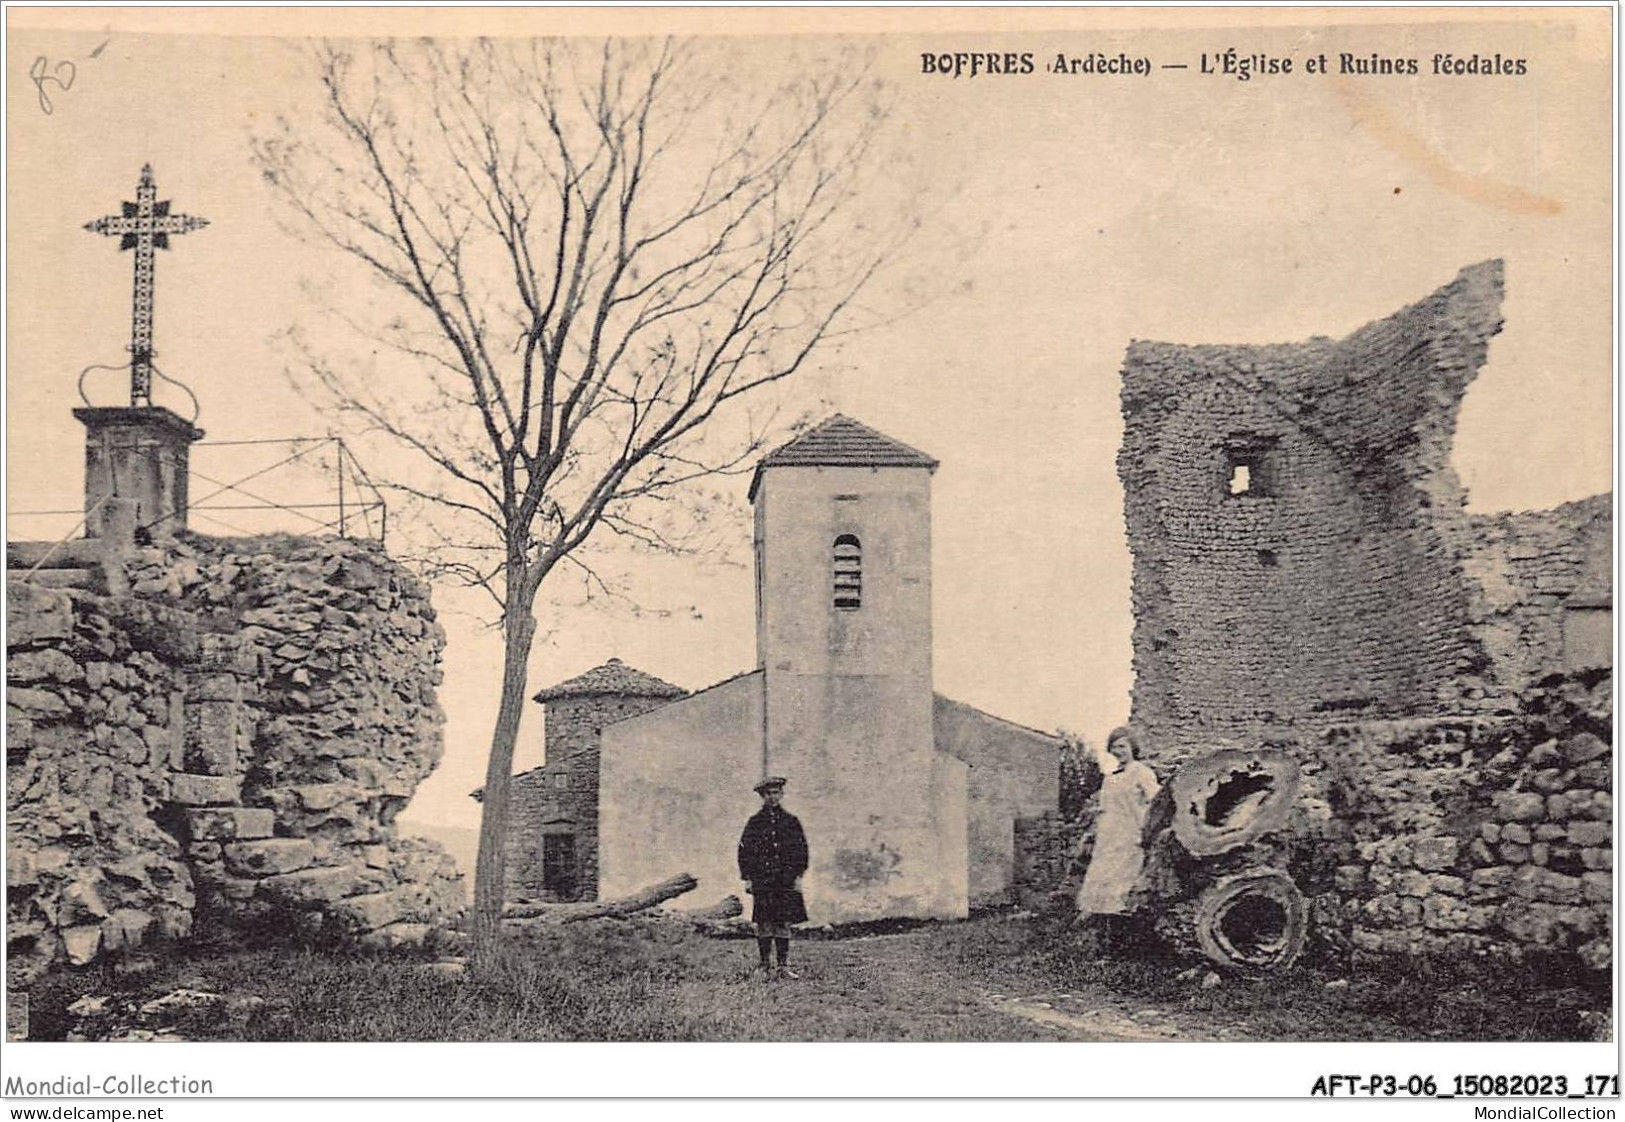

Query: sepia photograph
[{"left": 2, "top": 3, "right": 1616, "bottom": 1106}]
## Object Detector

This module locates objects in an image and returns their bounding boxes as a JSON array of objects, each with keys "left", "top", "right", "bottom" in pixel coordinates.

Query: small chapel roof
[
  {"left": 531, "top": 657, "right": 688, "bottom": 703},
  {"left": 748, "top": 414, "right": 938, "bottom": 500}
]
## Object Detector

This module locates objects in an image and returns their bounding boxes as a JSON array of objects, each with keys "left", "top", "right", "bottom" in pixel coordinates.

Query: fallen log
[
  {"left": 504, "top": 873, "right": 697, "bottom": 922},
  {"left": 677, "top": 895, "right": 743, "bottom": 922}
]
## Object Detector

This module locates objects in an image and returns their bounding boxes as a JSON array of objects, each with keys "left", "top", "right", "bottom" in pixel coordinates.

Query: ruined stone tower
[{"left": 1117, "top": 261, "right": 1511, "bottom": 759}]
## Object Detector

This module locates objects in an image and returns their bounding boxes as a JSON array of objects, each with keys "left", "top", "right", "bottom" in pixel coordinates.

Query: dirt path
[
  {"left": 984, "top": 988, "right": 1233, "bottom": 1041},
  {"left": 806, "top": 924, "right": 1245, "bottom": 1042}
]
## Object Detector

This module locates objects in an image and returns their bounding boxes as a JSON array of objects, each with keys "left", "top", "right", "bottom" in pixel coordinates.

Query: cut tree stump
[
  {"left": 1168, "top": 748, "right": 1299, "bottom": 857},
  {"left": 1192, "top": 868, "right": 1307, "bottom": 973},
  {"left": 1108, "top": 749, "right": 1310, "bottom": 972},
  {"left": 504, "top": 873, "right": 698, "bottom": 922}
]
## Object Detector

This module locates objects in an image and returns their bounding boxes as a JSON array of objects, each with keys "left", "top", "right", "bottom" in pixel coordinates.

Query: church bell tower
[{"left": 748, "top": 415, "right": 965, "bottom": 922}]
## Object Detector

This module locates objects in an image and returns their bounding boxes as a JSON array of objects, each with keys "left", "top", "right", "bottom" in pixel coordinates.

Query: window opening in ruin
[
  {"left": 1202, "top": 770, "right": 1276, "bottom": 830},
  {"left": 1214, "top": 894, "right": 1288, "bottom": 962},
  {"left": 543, "top": 833, "right": 576, "bottom": 896},
  {"left": 1225, "top": 439, "right": 1276, "bottom": 499},
  {"left": 833, "top": 534, "right": 862, "bottom": 611},
  {"left": 1257, "top": 549, "right": 1278, "bottom": 568}
]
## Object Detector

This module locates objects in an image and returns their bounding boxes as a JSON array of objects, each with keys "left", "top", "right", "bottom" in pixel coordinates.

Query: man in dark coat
[{"left": 737, "top": 776, "right": 809, "bottom": 978}]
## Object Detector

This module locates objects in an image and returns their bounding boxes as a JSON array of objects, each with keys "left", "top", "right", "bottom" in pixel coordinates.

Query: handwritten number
[{"left": 30, "top": 56, "right": 76, "bottom": 115}]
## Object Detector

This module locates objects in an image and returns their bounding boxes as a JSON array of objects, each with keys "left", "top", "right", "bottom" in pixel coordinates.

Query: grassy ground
[{"left": 26, "top": 912, "right": 1609, "bottom": 1042}]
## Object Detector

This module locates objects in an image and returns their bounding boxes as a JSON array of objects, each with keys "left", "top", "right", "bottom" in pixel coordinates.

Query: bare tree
[{"left": 254, "top": 37, "right": 903, "bottom": 955}]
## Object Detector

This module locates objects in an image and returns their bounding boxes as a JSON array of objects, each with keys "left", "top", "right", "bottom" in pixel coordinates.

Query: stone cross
[{"left": 83, "top": 164, "right": 209, "bottom": 407}]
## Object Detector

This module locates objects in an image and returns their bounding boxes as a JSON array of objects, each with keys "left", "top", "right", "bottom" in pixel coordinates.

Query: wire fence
[{"left": 8, "top": 436, "right": 388, "bottom": 546}]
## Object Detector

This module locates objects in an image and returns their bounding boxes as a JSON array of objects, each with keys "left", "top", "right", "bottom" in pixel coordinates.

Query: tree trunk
[{"left": 470, "top": 590, "right": 538, "bottom": 961}]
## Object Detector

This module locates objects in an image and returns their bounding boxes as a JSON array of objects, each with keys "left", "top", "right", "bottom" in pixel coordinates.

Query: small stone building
[
  {"left": 495, "top": 416, "right": 1062, "bottom": 920},
  {"left": 481, "top": 660, "right": 685, "bottom": 903}
]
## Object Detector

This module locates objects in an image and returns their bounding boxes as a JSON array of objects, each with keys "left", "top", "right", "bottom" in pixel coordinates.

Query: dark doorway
[{"left": 543, "top": 833, "right": 577, "bottom": 898}]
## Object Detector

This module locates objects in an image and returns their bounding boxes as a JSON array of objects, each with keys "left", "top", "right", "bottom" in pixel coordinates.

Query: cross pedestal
[{"left": 74, "top": 406, "right": 204, "bottom": 540}]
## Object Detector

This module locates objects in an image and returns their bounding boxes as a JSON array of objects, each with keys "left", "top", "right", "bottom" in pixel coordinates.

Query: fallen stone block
[
  {"left": 331, "top": 891, "right": 400, "bottom": 931},
  {"left": 257, "top": 866, "right": 359, "bottom": 908},
  {"left": 360, "top": 922, "right": 434, "bottom": 950}
]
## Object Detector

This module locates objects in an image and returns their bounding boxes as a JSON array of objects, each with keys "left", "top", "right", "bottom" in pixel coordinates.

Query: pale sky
[{"left": 7, "top": 10, "right": 1612, "bottom": 832}]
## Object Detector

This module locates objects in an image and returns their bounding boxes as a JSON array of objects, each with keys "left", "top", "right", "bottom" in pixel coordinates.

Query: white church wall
[
  {"left": 597, "top": 672, "right": 764, "bottom": 905},
  {"left": 933, "top": 695, "right": 1061, "bottom": 908}
]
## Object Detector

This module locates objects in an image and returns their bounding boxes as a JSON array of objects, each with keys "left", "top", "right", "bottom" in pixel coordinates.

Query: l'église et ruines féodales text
[{"left": 920, "top": 50, "right": 1529, "bottom": 80}]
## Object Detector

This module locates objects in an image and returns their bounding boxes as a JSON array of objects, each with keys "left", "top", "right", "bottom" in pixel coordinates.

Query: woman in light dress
[{"left": 1076, "top": 725, "right": 1161, "bottom": 916}]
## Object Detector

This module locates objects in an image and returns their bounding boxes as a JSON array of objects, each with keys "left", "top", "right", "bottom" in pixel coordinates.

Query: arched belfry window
[{"left": 833, "top": 534, "right": 862, "bottom": 611}]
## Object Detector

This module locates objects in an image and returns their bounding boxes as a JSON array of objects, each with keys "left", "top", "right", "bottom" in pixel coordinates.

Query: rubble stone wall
[
  {"left": 7, "top": 534, "right": 462, "bottom": 987},
  {"left": 7, "top": 583, "right": 200, "bottom": 986},
  {"left": 1308, "top": 672, "right": 1612, "bottom": 968}
]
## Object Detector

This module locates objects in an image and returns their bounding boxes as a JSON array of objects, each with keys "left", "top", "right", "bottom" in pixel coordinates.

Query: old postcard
[{"left": 3, "top": 4, "right": 1615, "bottom": 1110}]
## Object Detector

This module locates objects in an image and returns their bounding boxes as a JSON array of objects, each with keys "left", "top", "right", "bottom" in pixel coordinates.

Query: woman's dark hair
[{"left": 1106, "top": 725, "right": 1139, "bottom": 760}]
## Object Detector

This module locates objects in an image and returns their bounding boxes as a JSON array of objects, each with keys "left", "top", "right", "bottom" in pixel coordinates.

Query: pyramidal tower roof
[
  {"left": 748, "top": 414, "right": 938, "bottom": 500},
  {"left": 532, "top": 658, "right": 687, "bottom": 703}
]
